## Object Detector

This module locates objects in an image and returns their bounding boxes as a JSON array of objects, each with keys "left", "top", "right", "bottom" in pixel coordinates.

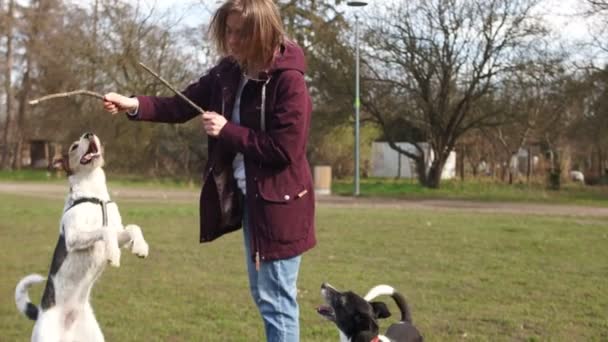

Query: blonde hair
[{"left": 209, "top": 0, "right": 285, "bottom": 71}]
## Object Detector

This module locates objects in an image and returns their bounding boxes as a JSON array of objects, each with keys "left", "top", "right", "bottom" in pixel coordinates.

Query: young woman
[{"left": 103, "top": 1, "right": 315, "bottom": 341}]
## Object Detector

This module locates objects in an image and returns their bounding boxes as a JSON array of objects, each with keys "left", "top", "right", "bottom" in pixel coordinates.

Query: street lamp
[{"left": 347, "top": 1, "right": 368, "bottom": 196}]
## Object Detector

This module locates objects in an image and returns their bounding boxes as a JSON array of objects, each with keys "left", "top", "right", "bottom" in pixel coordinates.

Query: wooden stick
[
  {"left": 138, "top": 62, "right": 205, "bottom": 114},
  {"left": 28, "top": 90, "right": 105, "bottom": 105}
]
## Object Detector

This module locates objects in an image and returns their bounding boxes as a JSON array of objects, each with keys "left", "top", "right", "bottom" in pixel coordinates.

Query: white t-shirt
[{"left": 232, "top": 74, "right": 249, "bottom": 195}]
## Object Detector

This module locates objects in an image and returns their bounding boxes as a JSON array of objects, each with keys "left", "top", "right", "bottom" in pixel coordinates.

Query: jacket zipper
[
  {"left": 205, "top": 73, "right": 225, "bottom": 181},
  {"left": 254, "top": 228, "right": 262, "bottom": 271},
  {"left": 255, "top": 251, "right": 260, "bottom": 271},
  {"left": 253, "top": 176, "right": 262, "bottom": 271},
  {"left": 254, "top": 77, "right": 268, "bottom": 272},
  {"left": 219, "top": 70, "right": 266, "bottom": 272}
]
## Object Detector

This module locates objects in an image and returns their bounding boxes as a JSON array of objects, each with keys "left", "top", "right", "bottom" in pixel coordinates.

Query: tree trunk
[
  {"left": 414, "top": 156, "right": 428, "bottom": 186},
  {"left": 396, "top": 152, "right": 401, "bottom": 179},
  {"left": 89, "top": 0, "right": 98, "bottom": 89},
  {"left": 526, "top": 147, "right": 531, "bottom": 183},
  {"left": 1, "top": 0, "right": 15, "bottom": 168},
  {"left": 426, "top": 159, "right": 445, "bottom": 189},
  {"left": 14, "top": 64, "right": 32, "bottom": 170},
  {"left": 598, "top": 146, "right": 604, "bottom": 177},
  {"left": 459, "top": 146, "right": 465, "bottom": 181}
]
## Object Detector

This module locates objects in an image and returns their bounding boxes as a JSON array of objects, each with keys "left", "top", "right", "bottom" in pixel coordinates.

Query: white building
[{"left": 370, "top": 142, "right": 457, "bottom": 179}]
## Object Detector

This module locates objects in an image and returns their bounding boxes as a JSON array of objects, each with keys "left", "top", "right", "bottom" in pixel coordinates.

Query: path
[{"left": 1, "top": 181, "right": 607, "bottom": 217}]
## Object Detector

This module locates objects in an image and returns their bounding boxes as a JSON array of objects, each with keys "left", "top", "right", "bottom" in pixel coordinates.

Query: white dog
[{"left": 15, "top": 132, "right": 149, "bottom": 342}]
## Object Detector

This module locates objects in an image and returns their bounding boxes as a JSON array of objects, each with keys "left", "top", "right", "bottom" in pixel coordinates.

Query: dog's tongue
[
  {"left": 316, "top": 305, "right": 333, "bottom": 316},
  {"left": 83, "top": 153, "right": 96, "bottom": 162},
  {"left": 80, "top": 141, "right": 100, "bottom": 164}
]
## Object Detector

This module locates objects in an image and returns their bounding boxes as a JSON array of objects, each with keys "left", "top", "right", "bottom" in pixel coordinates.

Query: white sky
[
  {"left": 539, "top": 0, "right": 590, "bottom": 40},
  {"left": 150, "top": 0, "right": 594, "bottom": 41}
]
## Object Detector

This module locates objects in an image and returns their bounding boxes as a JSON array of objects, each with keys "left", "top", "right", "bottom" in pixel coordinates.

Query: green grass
[
  {"left": 334, "top": 177, "right": 608, "bottom": 206},
  {"left": 1, "top": 192, "right": 607, "bottom": 341},
  {"left": 0, "top": 169, "right": 60, "bottom": 182},
  {"left": 0, "top": 169, "right": 197, "bottom": 189}
]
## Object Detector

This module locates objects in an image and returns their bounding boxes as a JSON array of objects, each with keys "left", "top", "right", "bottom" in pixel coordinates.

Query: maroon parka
[{"left": 129, "top": 40, "right": 316, "bottom": 262}]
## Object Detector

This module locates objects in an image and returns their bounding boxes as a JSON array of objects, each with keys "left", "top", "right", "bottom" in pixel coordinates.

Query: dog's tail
[
  {"left": 364, "top": 284, "right": 413, "bottom": 323},
  {"left": 15, "top": 274, "right": 46, "bottom": 321}
]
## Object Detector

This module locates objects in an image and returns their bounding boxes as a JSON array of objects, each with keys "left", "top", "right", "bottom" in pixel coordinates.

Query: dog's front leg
[
  {"left": 65, "top": 228, "right": 121, "bottom": 267},
  {"left": 103, "top": 228, "right": 121, "bottom": 267},
  {"left": 65, "top": 229, "right": 105, "bottom": 251},
  {"left": 117, "top": 225, "right": 149, "bottom": 258}
]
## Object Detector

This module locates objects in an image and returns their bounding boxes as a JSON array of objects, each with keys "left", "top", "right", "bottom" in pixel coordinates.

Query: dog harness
[{"left": 65, "top": 197, "right": 113, "bottom": 226}]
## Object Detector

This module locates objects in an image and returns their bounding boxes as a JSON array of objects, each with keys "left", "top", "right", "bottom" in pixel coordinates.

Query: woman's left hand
[{"left": 202, "top": 111, "right": 228, "bottom": 137}]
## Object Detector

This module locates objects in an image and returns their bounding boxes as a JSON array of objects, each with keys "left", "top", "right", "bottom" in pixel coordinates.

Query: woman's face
[{"left": 226, "top": 12, "right": 245, "bottom": 60}]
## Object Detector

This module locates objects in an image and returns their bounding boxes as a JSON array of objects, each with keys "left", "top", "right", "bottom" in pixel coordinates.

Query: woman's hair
[{"left": 209, "top": 0, "right": 285, "bottom": 71}]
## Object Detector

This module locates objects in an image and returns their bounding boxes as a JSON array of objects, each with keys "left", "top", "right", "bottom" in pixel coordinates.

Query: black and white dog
[
  {"left": 15, "top": 132, "right": 149, "bottom": 342},
  {"left": 317, "top": 283, "right": 423, "bottom": 342}
]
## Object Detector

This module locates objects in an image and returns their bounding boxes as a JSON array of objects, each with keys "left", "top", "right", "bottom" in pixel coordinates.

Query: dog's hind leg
[
  {"left": 73, "top": 304, "right": 104, "bottom": 342},
  {"left": 31, "top": 309, "right": 61, "bottom": 342}
]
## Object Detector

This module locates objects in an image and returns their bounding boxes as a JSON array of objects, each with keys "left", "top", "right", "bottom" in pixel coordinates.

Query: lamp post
[{"left": 347, "top": 1, "right": 368, "bottom": 196}]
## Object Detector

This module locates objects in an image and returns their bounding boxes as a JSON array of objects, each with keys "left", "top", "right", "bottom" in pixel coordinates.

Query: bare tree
[
  {"left": 280, "top": 0, "right": 357, "bottom": 165},
  {"left": 362, "top": 0, "right": 545, "bottom": 188},
  {"left": 488, "top": 58, "right": 571, "bottom": 183},
  {"left": 10, "top": 0, "right": 66, "bottom": 169},
  {"left": 588, "top": 0, "right": 608, "bottom": 12},
  {"left": 1, "top": 0, "right": 14, "bottom": 168},
  {"left": 568, "top": 67, "right": 608, "bottom": 181},
  {"left": 3, "top": 0, "right": 210, "bottom": 176},
  {"left": 584, "top": 0, "right": 608, "bottom": 54}
]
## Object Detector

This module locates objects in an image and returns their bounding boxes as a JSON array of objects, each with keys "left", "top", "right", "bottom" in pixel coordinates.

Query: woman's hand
[
  {"left": 103, "top": 92, "right": 139, "bottom": 115},
  {"left": 202, "top": 111, "right": 228, "bottom": 137}
]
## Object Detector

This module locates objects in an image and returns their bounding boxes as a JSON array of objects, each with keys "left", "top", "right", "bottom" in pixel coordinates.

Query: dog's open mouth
[
  {"left": 316, "top": 304, "right": 335, "bottom": 321},
  {"left": 80, "top": 141, "right": 101, "bottom": 165}
]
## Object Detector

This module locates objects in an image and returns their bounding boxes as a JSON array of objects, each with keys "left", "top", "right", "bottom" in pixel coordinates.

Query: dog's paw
[
  {"left": 132, "top": 238, "right": 149, "bottom": 258},
  {"left": 108, "top": 250, "right": 121, "bottom": 267},
  {"left": 126, "top": 224, "right": 149, "bottom": 258},
  {"left": 103, "top": 229, "right": 121, "bottom": 267}
]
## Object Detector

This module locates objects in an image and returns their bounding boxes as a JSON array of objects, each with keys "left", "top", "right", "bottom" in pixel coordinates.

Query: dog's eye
[{"left": 70, "top": 144, "right": 79, "bottom": 151}]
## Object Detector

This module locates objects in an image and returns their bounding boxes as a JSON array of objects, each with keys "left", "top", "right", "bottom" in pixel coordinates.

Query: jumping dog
[{"left": 15, "top": 132, "right": 149, "bottom": 342}]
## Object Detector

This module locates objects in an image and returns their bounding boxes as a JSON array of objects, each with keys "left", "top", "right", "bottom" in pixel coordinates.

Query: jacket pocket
[
  {"left": 256, "top": 181, "right": 311, "bottom": 243},
  {"left": 258, "top": 182, "right": 309, "bottom": 203}
]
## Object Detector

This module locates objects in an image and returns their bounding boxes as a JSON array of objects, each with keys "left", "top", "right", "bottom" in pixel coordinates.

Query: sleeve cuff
[
  {"left": 126, "top": 95, "right": 139, "bottom": 117},
  {"left": 127, "top": 106, "right": 139, "bottom": 117}
]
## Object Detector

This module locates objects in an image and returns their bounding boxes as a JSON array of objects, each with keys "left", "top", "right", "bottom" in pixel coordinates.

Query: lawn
[
  {"left": 1, "top": 192, "right": 607, "bottom": 341},
  {"left": 333, "top": 177, "right": 608, "bottom": 207}
]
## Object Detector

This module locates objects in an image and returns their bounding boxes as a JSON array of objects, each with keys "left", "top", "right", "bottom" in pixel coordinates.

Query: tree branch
[
  {"left": 138, "top": 61, "right": 204, "bottom": 114},
  {"left": 28, "top": 90, "right": 104, "bottom": 105}
]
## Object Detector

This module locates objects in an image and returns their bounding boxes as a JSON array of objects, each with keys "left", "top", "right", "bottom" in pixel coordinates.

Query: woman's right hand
[{"left": 103, "top": 92, "right": 139, "bottom": 115}]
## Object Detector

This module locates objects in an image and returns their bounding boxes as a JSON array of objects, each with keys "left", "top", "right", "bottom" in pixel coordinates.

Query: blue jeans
[{"left": 243, "top": 207, "right": 302, "bottom": 342}]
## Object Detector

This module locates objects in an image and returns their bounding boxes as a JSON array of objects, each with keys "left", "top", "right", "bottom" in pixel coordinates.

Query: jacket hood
[
  {"left": 269, "top": 40, "right": 306, "bottom": 75},
  {"left": 215, "top": 40, "right": 306, "bottom": 80}
]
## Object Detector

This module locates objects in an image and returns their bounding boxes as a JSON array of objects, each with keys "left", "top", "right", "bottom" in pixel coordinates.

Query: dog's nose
[{"left": 83, "top": 132, "right": 94, "bottom": 139}]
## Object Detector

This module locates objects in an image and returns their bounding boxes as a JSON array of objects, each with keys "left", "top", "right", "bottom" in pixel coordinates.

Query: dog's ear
[
  {"left": 50, "top": 156, "right": 64, "bottom": 170},
  {"left": 370, "top": 301, "right": 391, "bottom": 319},
  {"left": 50, "top": 155, "right": 71, "bottom": 175}
]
